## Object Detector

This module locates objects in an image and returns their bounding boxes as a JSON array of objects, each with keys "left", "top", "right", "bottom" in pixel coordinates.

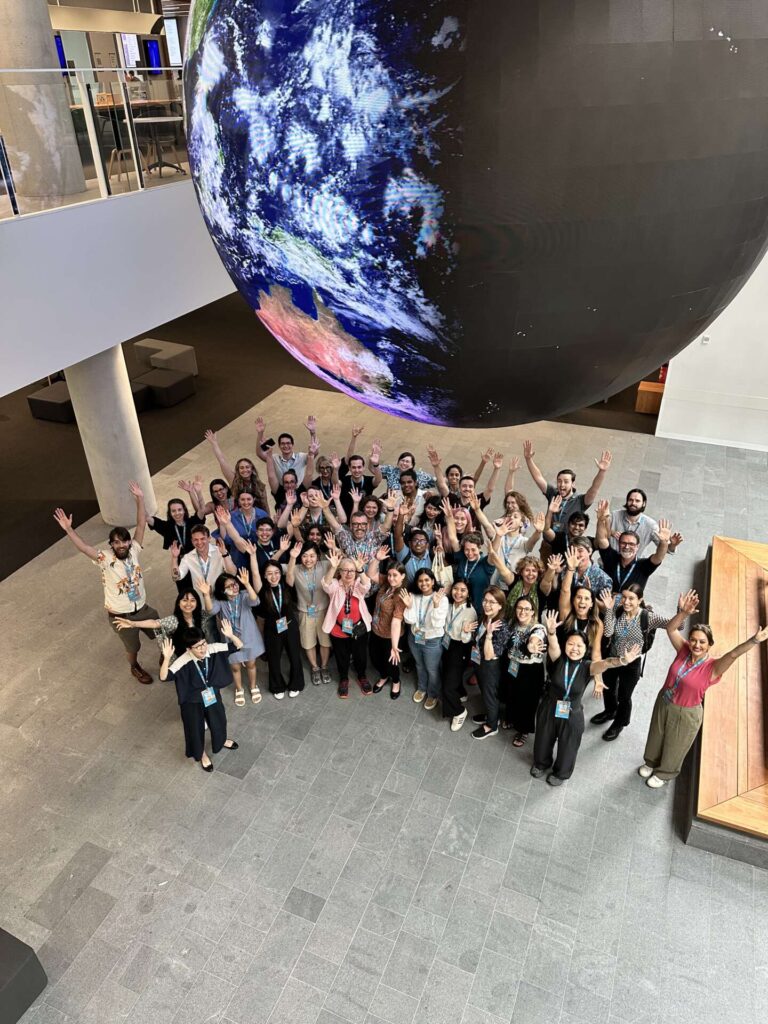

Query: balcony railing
[{"left": 0, "top": 66, "right": 189, "bottom": 220}]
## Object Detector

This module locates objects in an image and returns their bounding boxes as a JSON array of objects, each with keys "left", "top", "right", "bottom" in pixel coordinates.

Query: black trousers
[
  {"left": 331, "top": 631, "right": 369, "bottom": 681},
  {"left": 441, "top": 639, "right": 469, "bottom": 718},
  {"left": 478, "top": 658, "right": 503, "bottom": 731},
  {"left": 602, "top": 662, "right": 642, "bottom": 726},
  {"left": 501, "top": 661, "right": 545, "bottom": 735},
  {"left": 265, "top": 619, "right": 305, "bottom": 693},
  {"left": 179, "top": 698, "right": 227, "bottom": 761},
  {"left": 533, "top": 697, "right": 585, "bottom": 780},
  {"left": 369, "top": 631, "right": 400, "bottom": 682}
]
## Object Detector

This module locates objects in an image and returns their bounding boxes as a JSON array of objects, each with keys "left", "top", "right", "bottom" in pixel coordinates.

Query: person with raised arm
[
  {"left": 640, "top": 591, "right": 768, "bottom": 788},
  {"left": 522, "top": 438, "right": 612, "bottom": 535},
  {"left": 159, "top": 620, "right": 241, "bottom": 772},
  {"left": 542, "top": 495, "right": 591, "bottom": 558},
  {"left": 368, "top": 443, "right": 437, "bottom": 493},
  {"left": 487, "top": 509, "right": 545, "bottom": 587},
  {"left": 144, "top": 488, "right": 205, "bottom": 563},
  {"left": 369, "top": 556, "right": 407, "bottom": 699},
  {"left": 321, "top": 549, "right": 382, "bottom": 698},
  {"left": 254, "top": 413, "right": 318, "bottom": 479},
  {"left": 531, "top": 610, "right": 642, "bottom": 786},
  {"left": 209, "top": 563, "right": 264, "bottom": 707},
  {"left": 250, "top": 536, "right": 305, "bottom": 698},
  {"left": 285, "top": 540, "right": 333, "bottom": 686},
  {"left": 203, "top": 429, "right": 270, "bottom": 512},
  {"left": 53, "top": 482, "right": 158, "bottom": 685},
  {"left": 595, "top": 499, "right": 673, "bottom": 590},
  {"left": 173, "top": 516, "right": 237, "bottom": 601},
  {"left": 608, "top": 489, "right": 683, "bottom": 556},
  {"left": 400, "top": 570, "right": 449, "bottom": 710}
]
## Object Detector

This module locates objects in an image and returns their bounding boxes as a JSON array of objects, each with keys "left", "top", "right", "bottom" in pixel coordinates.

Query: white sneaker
[
  {"left": 637, "top": 764, "right": 654, "bottom": 779},
  {"left": 288, "top": 690, "right": 299, "bottom": 698},
  {"left": 274, "top": 692, "right": 285, "bottom": 700},
  {"left": 450, "top": 710, "right": 467, "bottom": 732},
  {"left": 459, "top": 694, "right": 468, "bottom": 704},
  {"left": 646, "top": 774, "right": 666, "bottom": 788},
  {"left": 413, "top": 690, "right": 426, "bottom": 704}
]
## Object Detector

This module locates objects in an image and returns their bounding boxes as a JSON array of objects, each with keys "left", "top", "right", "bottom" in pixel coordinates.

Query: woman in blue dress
[{"left": 208, "top": 567, "right": 264, "bottom": 707}]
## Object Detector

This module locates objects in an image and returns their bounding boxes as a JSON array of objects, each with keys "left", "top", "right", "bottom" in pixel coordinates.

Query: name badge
[
  {"left": 555, "top": 699, "right": 571, "bottom": 719},
  {"left": 342, "top": 616, "right": 354, "bottom": 634},
  {"left": 414, "top": 631, "right": 426, "bottom": 646},
  {"left": 508, "top": 658, "right": 519, "bottom": 678},
  {"left": 201, "top": 687, "right": 217, "bottom": 707},
  {"left": 306, "top": 604, "right": 317, "bottom": 618},
  {"left": 441, "top": 634, "right": 451, "bottom": 650},
  {"left": 276, "top": 616, "right": 288, "bottom": 633},
  {"left": 470, "top": 646, "right": 481, "bottom": 665}
]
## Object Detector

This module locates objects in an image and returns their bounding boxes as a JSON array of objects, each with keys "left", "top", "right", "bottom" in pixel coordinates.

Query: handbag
[
  {"left": 432, "top": 549, "right": 454, "bottom": 588},
  {"left": 351, "top": 620, "right": 368, "bottom": 640}
]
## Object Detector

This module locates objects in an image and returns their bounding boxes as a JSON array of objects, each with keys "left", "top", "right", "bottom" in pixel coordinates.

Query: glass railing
[{"left": 0, "top": 67, "right": 188, "bottom": 220}]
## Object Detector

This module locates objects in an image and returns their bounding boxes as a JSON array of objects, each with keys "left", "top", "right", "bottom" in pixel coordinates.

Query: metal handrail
[{"left": 0, "top": 66, "right": 182, "bottom": 73}]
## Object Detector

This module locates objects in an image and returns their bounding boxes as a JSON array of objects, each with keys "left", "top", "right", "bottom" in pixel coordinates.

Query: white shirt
[
  {"left": 176, "top": 542, "right": 227, "bottom": 599},
  {"left": 491, "top": 533, "right": 528, "bottom": 587},
  {"left": 443, "top": 603, "right": 478, "bottom": 642},
  {"left": 94, "top": 540, "right": 147, "bottom": 613},
  {"left": 403, "top": 594, "right": 449, "bottom": 640},
  {"left": 271, "top": 450, "right": 308, "bottom": 479}
]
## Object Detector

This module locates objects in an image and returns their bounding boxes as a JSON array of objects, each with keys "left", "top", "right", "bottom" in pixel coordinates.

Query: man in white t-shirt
[{"left": 53, "top": 482, "right": 159, "bottom": 684}]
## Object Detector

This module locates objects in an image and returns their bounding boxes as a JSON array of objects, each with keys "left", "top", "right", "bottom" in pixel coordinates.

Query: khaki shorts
[
  {"left": 107, "top": 604, "right": 160, "bottom": 655},
  {"left": 298, "top": 608, "right": 331, "bottom": 649}
]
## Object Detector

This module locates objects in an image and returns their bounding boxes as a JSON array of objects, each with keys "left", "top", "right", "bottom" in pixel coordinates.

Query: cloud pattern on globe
[
  {"left": 186, "top": 1, "right": 768, "bottom": 426},
  {"left": 186, "top": 0, "right": 461, "bottom": 424}
]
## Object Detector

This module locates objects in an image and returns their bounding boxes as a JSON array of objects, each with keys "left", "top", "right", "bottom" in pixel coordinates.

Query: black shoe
[
  {"left": 546, "top": 773, "right": 565, "bottom": 787},
  {"left": 201, "top": 757, "right": 213, "bottom": 773},
  {"left": 390, "top": 684, "right": 401, "bottom": 701},
  {"left": 472, "top": 713, "right": 488, "bottom": 725},
  {"left": 602, "top": 725, "right": 624, "bottom": 741},
  {"left": 530, "top": 766, "right": 546, "bottom": 778},
  {"left": 223, "top": 740, "right": 239, "bottom": 750},
  {"left": 471, "top": 725, "right": 498, "bottom": 740},
  {"left": 590, "top": 710, "right": 614, "bottom": 725},
  {"left": 373, "top": 679, "right": 388, "bottom": 694},
  {"left": 338, "top": 680, "right": 349, "bottom": 700}
]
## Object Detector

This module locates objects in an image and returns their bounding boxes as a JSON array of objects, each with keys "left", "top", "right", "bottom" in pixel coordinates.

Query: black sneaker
[
  {"left": 338, "top": 680, "right": 349, "bottom": 699},
  {"left": 471, "top": 725, "right": 498, "bottom": 740},
  {"left": 530, "top": 766, "right": 547, "bottom": 778},
  {"left": 546, "top": 773, "right": 565, "bottom": 787},
  {"left": 602, "top": 725, "right": 624, "bottom": 741},
  {"left": 357, "top": 677, "right": 373, "bottom": 696},
  {"left": 590, "top": 710, "right": 614, "bottom": 725},
  {"left": 472, "top": 713, "right": 488, "bottom": 725}
]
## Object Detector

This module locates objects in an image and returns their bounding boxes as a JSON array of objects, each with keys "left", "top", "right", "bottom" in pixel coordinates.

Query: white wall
[
  {"left": 0, "top": 180, "right": 235, "bottom": 395},
  {"left": 657, "top": 247, "right": 768, "bottom": 452}
]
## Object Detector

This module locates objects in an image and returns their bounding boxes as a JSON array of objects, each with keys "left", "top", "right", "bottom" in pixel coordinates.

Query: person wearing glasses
[
  {"left": 159, "top": 619, "right": 241, "bottom": 772},
  {"left": 594, "top": 501, "right": 673, "bottom": 592},
  {"left": 321, "top": 549, "right": 383, "bottom": 698}
]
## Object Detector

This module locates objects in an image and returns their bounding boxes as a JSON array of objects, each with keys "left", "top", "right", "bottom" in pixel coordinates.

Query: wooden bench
[{"left": 688, "top": 537, "right": 768, "bottom": 856}]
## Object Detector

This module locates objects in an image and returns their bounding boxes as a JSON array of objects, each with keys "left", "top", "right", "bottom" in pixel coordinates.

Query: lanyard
[
  {"left": 562, "top": 659, "right": 582, "bottom": 701},
  {"left": 416, "top": 595, "right": 430, "bottom": 631},
  {"left": 193, "top": 657, "right": 210, "bottom": 685},
  {"left": 235, "top": 510, "right": 255, "bottom": 540},
  {"left": 196, "top": 551, "right": 211, "bottom": 580},
  {"left": 464, "top": 557, "right": 480, "bottom": 580},
  {"left": 302, "top": 566, "right": 317, "bottom": 600},
  {"left": 667, "top": 655, "right": 706, "bottom": 697},
  {"left": 174, "top": 523, "right": 187, "bottom": 548},
  {"left": 615, "top": 559, "right": 636, "bottom": 589},
  {"left": 273, "top": 585, "right": 283, "bottom": 615},
  {"left": 225, "top": 594, "right": 242, "bottom": 634},
  {"left": 446, "top": 606, "right": 463, "bottom": 634},
  {"left": 344, "top": 588, "right": 353, "bottom": 615}
]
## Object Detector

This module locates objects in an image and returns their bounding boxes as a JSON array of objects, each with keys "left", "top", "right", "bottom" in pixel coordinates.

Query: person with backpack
[{"left": 591, "top": 584, "right": 669, "bottom": 740}]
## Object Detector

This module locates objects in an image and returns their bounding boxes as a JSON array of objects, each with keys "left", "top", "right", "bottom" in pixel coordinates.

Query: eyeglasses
[{"left": 190, "top": 642, "right": 207, "bottom": 651}]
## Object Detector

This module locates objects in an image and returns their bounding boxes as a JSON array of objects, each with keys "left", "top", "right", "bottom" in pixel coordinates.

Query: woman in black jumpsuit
[
  {"left": 532, "top": 611, "right": 641, "bottom": 786},
  {"left": 254, "top": 558, "right": 305, "bottom": 698}
]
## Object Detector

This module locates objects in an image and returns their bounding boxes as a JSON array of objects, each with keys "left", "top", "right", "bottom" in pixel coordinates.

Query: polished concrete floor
[{"left": 3, "top": 385, "right": 767, "bottom": 1024}]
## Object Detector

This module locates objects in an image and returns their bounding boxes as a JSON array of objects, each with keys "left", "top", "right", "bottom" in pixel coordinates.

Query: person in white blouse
[{"left": 397, "top": 569, "right": 449, "bottom": 709}]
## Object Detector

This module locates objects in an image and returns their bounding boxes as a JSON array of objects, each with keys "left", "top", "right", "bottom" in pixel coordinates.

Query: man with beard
[
  {"left": 608, "top": 489, "right": 683, "bottom": 555},
  {"left": 53, "top": 482, "right": 159, "bottom": 684}
]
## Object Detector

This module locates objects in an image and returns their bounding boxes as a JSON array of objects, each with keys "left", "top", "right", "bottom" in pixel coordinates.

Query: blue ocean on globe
[{"left": 186, "top": 0, "right": 462, "bottom": 424}]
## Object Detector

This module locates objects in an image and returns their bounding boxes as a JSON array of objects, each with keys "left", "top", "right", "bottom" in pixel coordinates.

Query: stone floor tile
[
  {"left": 284, "top": 886, "right": 326, "bottom": 923},
  {"left": 437, "top": 886, "right": 495, "bottom": 973},
  {"left": 292, "top": 950, "right": 340, "bottom": 993},
  {"left": 412, "top": 956, "right": 473, "bottom": 1024},
  {"left": 468, "top": 947, "right": 521, "bottom": 1019},
  {"left": 433, "top": 793, "right": 485, "bottom": 862},
  {"left": 411, "top": 852, "right": 465, "bottom": 920},
  {"left": 26, "top": 843, "right": 112, "bottom": 931},
  {"left": 170, "top": 970, "right": 233, "bottom": 1024},
  {"left": 386, "top": 809, "right": 444, "bottom": 881},
  {"left": 484, "top": 909, "right": 531, "bottom": 963},
  {"left": 367, "top": 982, "right": 419, "bottom": 1024},
  {"left": 45, "top": 939, "right": 123, "bottom": 1017},
  {"left": 381, "top": 929, "right": 438, "bottom": 1000},
  {"left": 269, "top": 977, "right": 325, "bottom": 1024}
]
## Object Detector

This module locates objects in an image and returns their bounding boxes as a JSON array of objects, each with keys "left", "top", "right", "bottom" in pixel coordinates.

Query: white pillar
[
  {"left": 66, "top": 345, "right": 157, "bottom": 526},
  {"left": 0, "top": 0, "right": 86, "bottom": 198}
]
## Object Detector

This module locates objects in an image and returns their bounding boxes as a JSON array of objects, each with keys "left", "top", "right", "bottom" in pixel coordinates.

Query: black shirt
[
  {"left": 599, "top": 547, "right": 659, "bottom": 592},
  {"left": 168, "top": 642, "right": 235, "bottom": 704},
  {"left": 546, "top": 656, "right": 593, "bottom": 710},
  {"left": 148, "top": 515, "right": 205, "bottom": 553},
  {"left": 339, "top": 461, "right": 375, "bottom": 515}
]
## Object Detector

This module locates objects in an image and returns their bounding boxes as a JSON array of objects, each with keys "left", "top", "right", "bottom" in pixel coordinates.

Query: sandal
[
  {"left": 234, "top": 689, "right": 246, "bottom": 707},
  {"left": 501, "top": 720, "right": 512, "bottom": 731},
  {"left": 250, "top": 686, "right": 262, "bottom": 704},
  {"left": 512, "top": 733, "right": 526, "bottom": 748}
]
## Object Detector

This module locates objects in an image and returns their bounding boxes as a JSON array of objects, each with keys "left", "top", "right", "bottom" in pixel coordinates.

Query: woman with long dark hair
[
  {"left": 370, "top": 559, "right": 407, "bottom": 699},
  {"left": 252, "top": 557, "right": 305, "bottom": 699},
  {"left": 440, "top": 579, "right": 477, "bottom": 731},
  {"left": 400, "top": 568, "right": 449, "bottom": 710},
  {"left": 112, "top": 585, "right": 218, "bottom": 654},
  {"left": 502, "top": 595, "right": 547, "bottom": 746},
  {"left": 471, "top": 586, "right": 511, "bottom": 740},
  {"left": 209, "top": 568, "right": 264, "bottom": 706}
]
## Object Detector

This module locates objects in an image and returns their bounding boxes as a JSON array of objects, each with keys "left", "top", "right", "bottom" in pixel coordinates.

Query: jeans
[{"left": 409, "top": 635, "right": 443, "bottom": 698}]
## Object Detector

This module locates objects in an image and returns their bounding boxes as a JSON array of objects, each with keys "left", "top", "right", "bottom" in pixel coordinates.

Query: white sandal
[
  {"left": 234, "top": 689, "right": 246, "bottom": 707},
  {"left": 250, "top": 686, "right": 262, "bottom": 704}
]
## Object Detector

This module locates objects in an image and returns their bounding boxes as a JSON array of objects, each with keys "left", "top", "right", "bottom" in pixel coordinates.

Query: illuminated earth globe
[{"left": 185, "top": 1, "right": 768, "bottom": 426}]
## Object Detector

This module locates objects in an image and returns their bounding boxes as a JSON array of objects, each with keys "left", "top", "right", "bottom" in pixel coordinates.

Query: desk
[{"left": 132, "top": 116, "right": 186, "bottom": 176}]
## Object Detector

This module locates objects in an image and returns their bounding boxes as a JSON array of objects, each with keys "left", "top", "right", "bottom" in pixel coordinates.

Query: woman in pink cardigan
[{"left": 322, "top": 547, "right": 387, "bottom": 699}]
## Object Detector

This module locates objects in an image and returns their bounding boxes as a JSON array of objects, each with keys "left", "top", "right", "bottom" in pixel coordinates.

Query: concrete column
[
  {"left": 0, "top": 0, "right": 86, "bottom": 198},
  {"left": 66, "top": 345, "right": 157, "bottom": 526}
]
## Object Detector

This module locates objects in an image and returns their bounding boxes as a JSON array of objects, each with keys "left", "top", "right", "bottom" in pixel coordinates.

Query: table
[{"left": 132, "top": 116, "right": 186, "bottom": 177}]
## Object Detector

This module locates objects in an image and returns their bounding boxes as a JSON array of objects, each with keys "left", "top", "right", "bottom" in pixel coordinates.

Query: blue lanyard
[
  {"left": 225, "top": 594, "right": 242, "bottom": 634},
  {"left": 615, "top": 559, "right": 636, "bottom": 589},
  {"left": 667, "top": 655, "right": 706, "bottom": 697},
  {"left": 302, "top": 567, "right": 317, "bottom": 600},
  {"left": 235, "top": 510, "right": 255, "bottom": 540},
  {"left": 416, "top": 596, "right": 431, "bottom": 631},
  {"left": 464, "top": 557, "right": 480, "bottom": 580},
  {"left": 272, "top": 586, "right": 283, "bottom": 614},
  {"left": 616, "top": 613, "right": 637, "bottom": 640},
  {"left": 193, "top": 657, "right": 210, "bottom": 685},
  {"left": 562, "top": 659, "right": 582, "bottom": 701},
  {"left": 446, "top": 606, "right": 464, "bottom": 633},
  {"left": 196, "top": 552, "right": 211, "bottom": 580},
  {"left": 173, "top": 523, "right": 187, "bottom": 548}
]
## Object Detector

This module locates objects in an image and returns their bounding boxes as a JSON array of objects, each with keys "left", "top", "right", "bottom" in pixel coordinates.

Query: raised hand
[
  {"left": 353, "top": 557, "right": 366, "bottom": 574},
  {"left": 523, "top": 439, "right": 535, "bottom": 460},
  {"left": 621, "top": 643, "right": 643, "bottom": 665},
  {"left": 488, "top": 619, "right": 502, "bottom": 634},
  {"left": 308, "top": 440, "right": 320, "bottom": 457},
  {"left": 237, "top": 567, "right": 250, "bottom": 587},
  {"left": 290, "top": 541, "right": 303, "bottom": 560},
  {"left": 440, "top": 496, "right": 454, "bottom": 519},
  {"left": 542, "top": 610, "right": 560, "bottom": 634},
  {"left": 220, "top": 617, "right": 235, "bottom": 639},
  {"left": 494, "top": 518, "right": 512, "bottom": 537},
  {"left": 399, "top": 586, "right": 413, "bottom": 608},
  {"left": 177, "top": 478, "right": 193, "bottom": 493},
  {"left": 298, "top": 492, "right": 308, "bottom": 507},
  {"left": 564, "top": 546, "right": 579, "bottom": 572},
  {"left": 284, "top": 489, "right": 297, "bottom": 507},
  {"left": 375, "top": 544, "right": 390, "bottom": 561},
  {"left": 532, "top": 511, "right": 546, "bottom": 532},
  {"left": 197, "top": 578, "right": 211, "bottom": 597},
  {"left": 426, "top": 444, "right": 440, "bottom": 467},
  {"left": 327, "top": 549, "right": 342, "bottom": 570},
  {"left": 128, "top": 480, "right": 143, "bottom": 499},
  {"left": 204, "top": 428, "right": 217, "bottom": 445},
  {"left": 508, "top": 456, "right": 521, "bottom": 473},
  {"left": 161, "top": 637, "right": 174, "bottom": 661},
  {"left": 214, "top": 505, "right": 231, "bottom": 525},
  {"left": 278, "top": 534, "right": 292, "bottom": 553},
  {"left": 754, "top": 625, "right": 768, "bottom": 643},
  {"left": 290, "top": 509, "right": 303, "bottom": 528},
  {"left": 170, "top": 540, "right": 181, "bottom": 559},
  {"left": 596, "top": 498, "right": 610, "bottom": 518},
  {"left": 480, "top": 446, "right": 493, "bottom": 463},
  {"left": 370, "top": 438, "right": 382, "bottom": 458},
  {"left": 330, "top": 482, "right": 343, "bottom": 503},
  {"left": 462, "top": 619, "right": 479, "bottom": 633},
  {"left": 53, "top": 508, "right": 73, "bottom": 532},
  {"left": 656, "top": 519, "right": 672, "bottom": 544},
  {"left": 433, "top": 586, "right": 446, "bottom": 607},
  {"left": 595, "top": 450, "right": 613, "bottom": 472},
  {"left": 547, "top": 553, "right": 564, "bottom": 574},
  {"left": 384, "top": 489, "right": 398, "bottom": 511},
  {"left": 349, "top": 486, "right": 363, "bottom": 504},
  {"left": 548, "top": 494, "right": 563, "bottom": 514},
  {"left": 527, "top": 634, "right": 544, "bottom": 655},
  {"left": 241, "top": 539, "right": 256, "bottom": 555},
  {"left": 492, "top": 451, "right": 504, "bottom": 469},
  {"left": 678, "top": 589, "right": 699, "bottom": 615},
  {"left": 669, "top": 531, "right": 684, "bottom": 550},
  {"left": 351, "top": 424, "right": 364, "bottom": 438},
  {"left": 254, "top": 416, "right": 265, "bottom": 433},
  {"left": 323, "top": 530, "right": 336, "bottom": 551},
  {"left": 214, "top": 537, "right": 228, "bottom": 556},
  {"left": 467, "top": 492, "right": 480, "bottom": 510},
  {"left": 598, "top": 587, "right": 614, "bottom": 610},
  {"left": 304, "top": 414, "right": 317, "bottom": 434},
  {"left": 329, "top": 451, "right": 341, "bottom": 470}
]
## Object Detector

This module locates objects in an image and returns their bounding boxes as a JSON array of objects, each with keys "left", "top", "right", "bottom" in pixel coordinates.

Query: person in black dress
[
  {"left": 252, "top": 557, "right": 305, "bottom": 699},
  {"left": 501, "top": 596, "right": 547, "bottom": 747},
  {"left": 531, "top": 611, "right": 641, "bottom": 786},
  {"left": 159, "top": 620, "right": 240, "bottom": 771}
]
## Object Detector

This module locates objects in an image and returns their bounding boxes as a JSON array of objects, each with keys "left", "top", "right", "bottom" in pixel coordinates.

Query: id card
[
  {"left": 555, "top": 699, "right": 571, "bottom": 719},
  {"left": 306, "top": 604, "right": 317, "bottom": 618},
  {"left": 413, "top": 629, "right": 426, "bottom": 646},
  {"left": 341, "top": 616, "right": 354, "bottom": 634},
  {"left": 276, "top": 616, "right": 288, "bottom": 633},
  {"left": 508, "top": 659, "right": 519, "bottom": 679},
  {"left": 441, "top": 634, "right": 451, "bottom": 650},
  {"left": 201, "top": 687, "right": 217, "bottom": 707},
  {"left": 470, "top": 646, "right": 481, "bottom": 665}
]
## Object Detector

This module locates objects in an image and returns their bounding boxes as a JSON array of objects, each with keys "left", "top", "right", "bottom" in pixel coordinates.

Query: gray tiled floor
[{"left": 3, "top": 386, "right": 768, "bottom": 1024}]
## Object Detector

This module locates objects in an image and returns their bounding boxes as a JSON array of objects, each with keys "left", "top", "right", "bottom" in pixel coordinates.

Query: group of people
[{"left": 54, "top": 416, "right": 768, "bottom": 786}]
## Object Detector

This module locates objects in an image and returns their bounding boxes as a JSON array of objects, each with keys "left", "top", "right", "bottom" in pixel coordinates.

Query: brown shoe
[{"left": 131, "top": 664, "right": 153, "bottom": 684}]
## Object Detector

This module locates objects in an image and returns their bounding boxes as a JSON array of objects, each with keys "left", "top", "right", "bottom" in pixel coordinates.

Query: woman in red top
[
  {"left": 640, "top": 589, "right": 768, "bottom": 788},
  {"left": 321, "top": 550, "right": 382, "bottom": 699}
]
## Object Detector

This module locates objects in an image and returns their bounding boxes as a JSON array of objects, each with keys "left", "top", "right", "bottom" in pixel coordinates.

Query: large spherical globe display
[{"left": 185, "top": 1, "right": 768, "bottom": 426}]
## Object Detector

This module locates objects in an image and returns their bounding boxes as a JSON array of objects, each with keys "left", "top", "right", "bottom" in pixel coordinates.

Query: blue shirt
[
  {"left": 453, "top": 554, "right": 495, "bottom": 615},
  {"left": 395, "top": 546, "right": 432, "bottom": 584}
]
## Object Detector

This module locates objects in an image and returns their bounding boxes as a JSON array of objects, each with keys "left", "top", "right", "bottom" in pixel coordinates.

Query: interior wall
[
  {"left": 0, "top": 181, "right": 235, "bottom": 394},
  {"left": 657, "top": 245, "right": 768, "bottom": 453}
]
